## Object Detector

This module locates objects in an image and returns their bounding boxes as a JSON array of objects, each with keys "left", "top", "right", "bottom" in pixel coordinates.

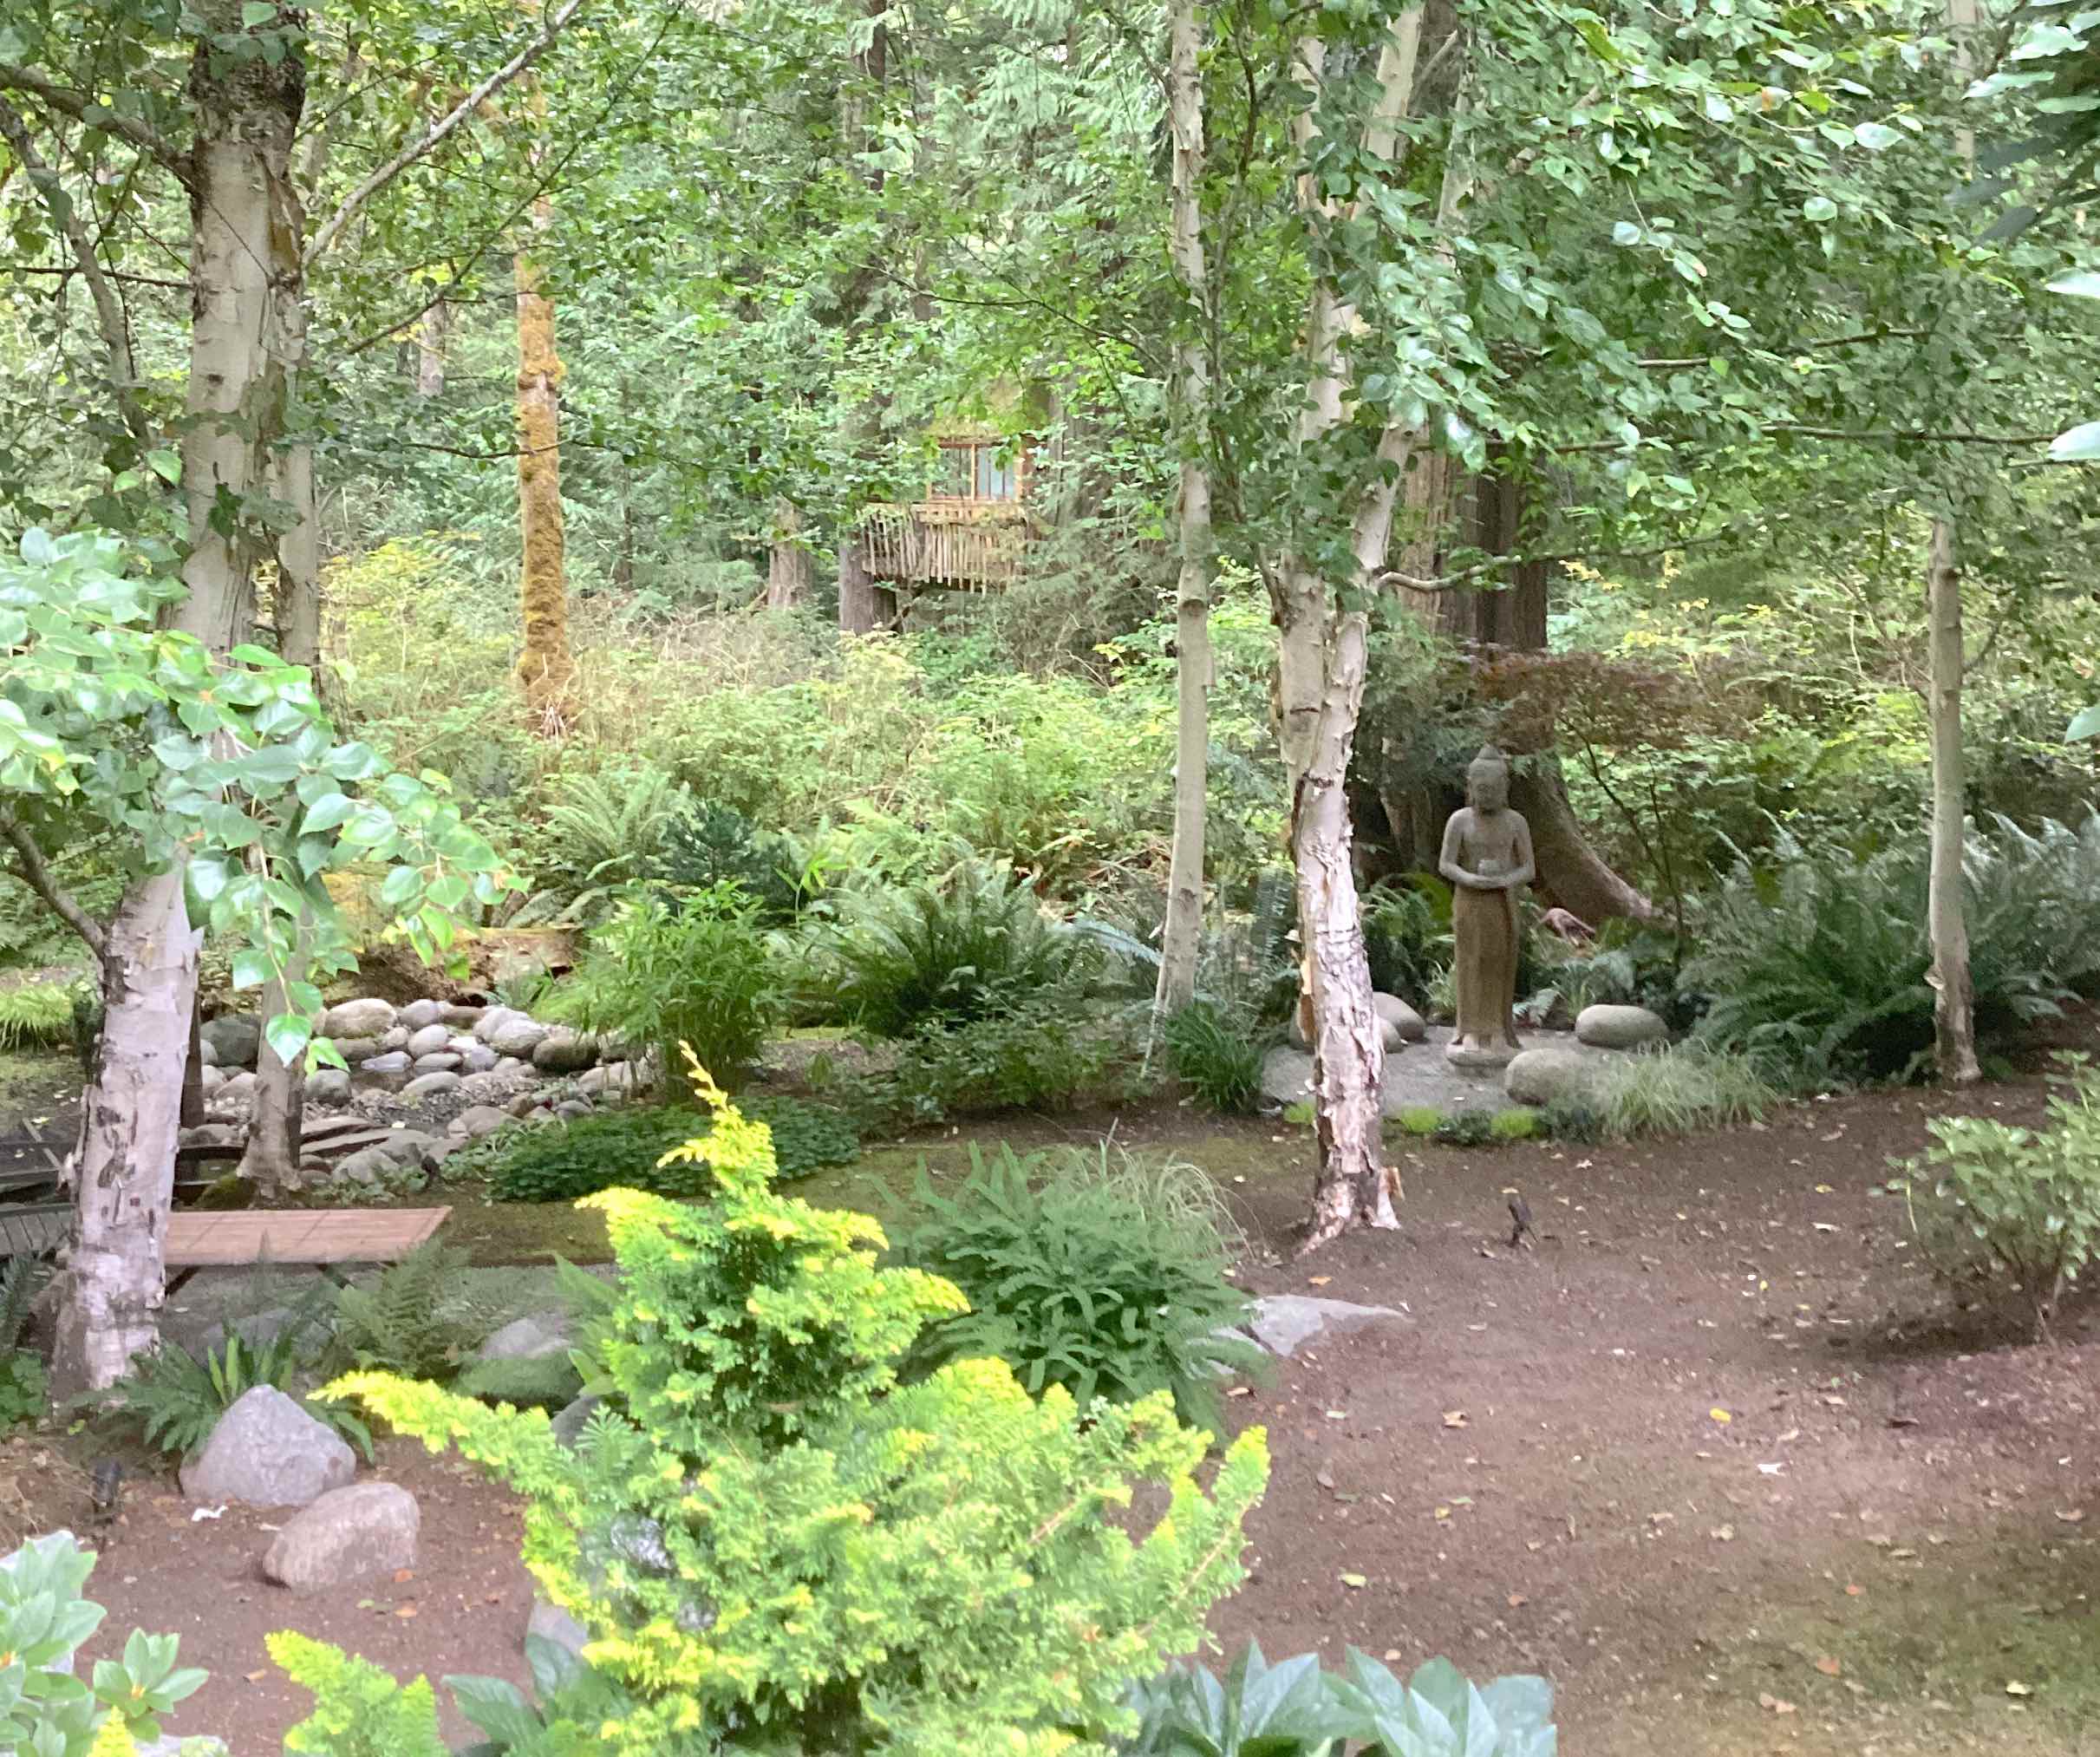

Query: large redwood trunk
[
  {"left": 1510, "top": 766, "right": 1653, "bottom": 924},
  {"left": 49, "top": 872, "right": 199, "bottom": 1397}
]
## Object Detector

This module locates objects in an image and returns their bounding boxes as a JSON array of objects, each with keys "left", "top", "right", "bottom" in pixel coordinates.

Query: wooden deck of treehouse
[
  {"left": 839, "top": 433, "right": 1037, "bottom": 630},
  {"left": 858, "top": 500, "right": 1033, "bottom": 590}
]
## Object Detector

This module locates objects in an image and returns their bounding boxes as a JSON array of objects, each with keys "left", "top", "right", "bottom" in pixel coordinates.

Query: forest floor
[{"left": 4, "top": 1055, "right": 2100, "bottom": 1752}]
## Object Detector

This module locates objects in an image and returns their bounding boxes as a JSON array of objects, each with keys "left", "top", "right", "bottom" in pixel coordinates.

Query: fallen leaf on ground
[
  {"left": 1815, "top": 1657, "right": 1842, "bottom": 1677},
  {"left": 1308, "top": 1276, "right": 1332, "bottom": 1287},
  {"left": 1758, "top": 1461, "right": 1787, "bottom": 1476},
  {"left": 1315, "top": 1468, "right": 1335, "bottom": 1490},
  {"left": 1507, "top": 1592, "right": 1528, "bottom": 1608},
  {"left": 2006, "top": 1682, "right": 2034, "bottom": 1698},
  {"left": 1845, "top": 1584, "right": 1864, "bottom": 1597},
  {"left": 1710, "top": 1525, "right": 1735, "bottom": 1541},
  {"left": 1710, "top": 1408, "right": 1732, "bottom": 1424},
  {"left": 1434, "top": 1506, "right": 1451, "bottom": 1520},
  {"left": 395, "top": 1604, "right": 418, "bottom": 1618},
  {"left": 1443, "top": 1411, "right": 1468, "bottom": 1428},
  {"left": 2056, "top": 1509, "right": 2085, "bottom": 1524},
  {"left": 1758, "top": 1694, "right": 1797, "bottom": 1715},
  {"left": 1340, "top": 1572, "right": 1366, "bottom": 1589}
]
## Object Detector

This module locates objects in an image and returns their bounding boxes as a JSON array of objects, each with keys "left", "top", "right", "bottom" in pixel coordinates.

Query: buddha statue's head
[{"left": 1467, "top": 745, "right": 1510, "bottom": 813}]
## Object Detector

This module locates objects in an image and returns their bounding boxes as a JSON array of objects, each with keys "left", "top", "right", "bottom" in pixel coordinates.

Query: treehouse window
[{"left": 935, "top": 440, "right": 1021, "bottom": 501}]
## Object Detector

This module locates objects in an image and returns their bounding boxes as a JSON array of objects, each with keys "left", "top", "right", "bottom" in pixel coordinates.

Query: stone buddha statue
[{"left": 1438, "top": 746, "right": 1534, "bottom": 1068}]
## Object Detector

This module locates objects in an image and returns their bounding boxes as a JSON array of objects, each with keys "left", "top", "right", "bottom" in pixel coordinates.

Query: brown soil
[{"left": 17, "top": 1079, "right": 2100, "bottom": 1754}]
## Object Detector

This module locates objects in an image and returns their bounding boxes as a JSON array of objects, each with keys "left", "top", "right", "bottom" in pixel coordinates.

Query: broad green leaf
[
  {"left": 2048, "top": 271, "right": 2100, "bottom": 301},
  {"left": 1803, "top": 195, "right": 1838, "bottom": 222},
  {"left": 2068, "top": 703, "right": 2100, "bottom": 741},
  {"left": 264, "top": 1012, "right": 312, "bottom": 1066},
  {"left": 188, "top": 856, "right": 231, "bottom": 904},
  {"left": 230, "top": 948, "right": 275, "bottom": 990},
  {"left": 299, "top": 792, "right": 355, "bottom": 835},
  {"left": 1852, "top": 121, "right": 1901, "bottom": 151}
]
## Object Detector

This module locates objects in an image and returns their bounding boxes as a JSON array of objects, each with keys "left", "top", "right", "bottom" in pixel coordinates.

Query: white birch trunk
[
  {"left": 1154, "top": 0, "right": 1214, "bottom": 1021},
  {"left": 415, "top": 295, "right": 448, "bottom": 397},
  {"left": 49, "top": 872, "right": 199, "bottom": 1398},
  {"left": 1926, "top": 517, "right": 1979, "bottom": 1084},
  {"left": 766, "top": 500, "right": 813, "bottom": 611}
]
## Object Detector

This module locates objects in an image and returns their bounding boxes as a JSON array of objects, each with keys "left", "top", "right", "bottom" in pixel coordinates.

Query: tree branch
[
  {"left": 0, "top": 65, "right": 186, "bottom": 176},
  {"left": 0, "top": 95, "right": 150, "bottom": 444},
  {"left": 0, "top": 810, "right": 107, "bottom": 957},
  {"left": 303, "top": 0, "right": 588, "bottom": 269}
]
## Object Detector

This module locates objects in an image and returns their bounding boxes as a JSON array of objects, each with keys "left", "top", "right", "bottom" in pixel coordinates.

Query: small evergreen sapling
[{"left": 332, "top": 1052, "right": 1269, "bottom": 1756}]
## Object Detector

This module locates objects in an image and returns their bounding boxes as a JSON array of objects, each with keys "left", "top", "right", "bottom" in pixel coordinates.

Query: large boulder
[
  {"left": 412, "top": 1052, "right": 462, "bottom": 1075},
  {"left": 1373, "top": 992, "right": 1427, "bottom": 1042},
  {"left": 322, "top": 997, "right": 397, "bottom": 1040},
  {"left": 303, "top": 1067, "right": 352, "bottom": 1107},
  {"left": 335, "top": 1147, "right": 395, "bottom": 1185},
  {"left": 1575, "top": 1003, "right": 1668, "bottom": 1050},
  {"left": 441, "top": 1003, "right": 485, "bottom": 1029},
  {"left": 405, "top": 1022, "right": 453, "bottom": 1060},
  {"left": 199, "top": 1014, "right": 259, "bottom": 1069},
  {"left": 1249, "top": 1296, "right": 1408, "bottom": 1359},
  {"left": 329, "top": 1035, "right": 381, "bottom": 1066},
  {"left": 459, "top": 1042, "right": 499, "bottom": 1074},
  {"left": 263, "top": 1482, "right": 419, "bottom": 1590},
  {"left": 532, "top": 1030, "right": 597, "bottom": 1074},
  {"left": 1503, "top": 1046, "right": 1604, "bottom": 1108},
  {"left": 179, "top": 1386, "right": 355, "bottom": 1507},
  {"left": 487, "top": 1016, "right": 551, "bottom": 1060}
]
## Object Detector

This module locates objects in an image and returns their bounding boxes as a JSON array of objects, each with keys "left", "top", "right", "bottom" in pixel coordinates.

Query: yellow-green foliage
[
  {"left": 271, "top": 1632, "right": 447, "bottom": 1757},
  {"left": 329, "top": 1054, "right": 1268, "bottom": 1755}
]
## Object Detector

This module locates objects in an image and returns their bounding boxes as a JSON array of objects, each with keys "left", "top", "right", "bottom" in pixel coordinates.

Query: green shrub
[
  {"left": 891, "top": 1141, "right": 1263, "bottom": 1434},
  {"left": 483, "top": 1095, "right": 858, "bottom": 1203},
  {"left": 275, "top": 1625, "right": 613, "bottom": 1756},
  {"left": 1162, "top": 1001, "right": 1266, "bottom": 1114},
  {"left": 813, "top": 861, "right": 1086, "bottom": 1036},
  {"left": 1119, "top": 1643, "right": 1556, "bottom": 1755},
  {"left": 0, "top": 978, "right": 77, "bottom": 1048},
  {"left": 1361, "top": 876, "right": 1454, "bottom": 1004},
  {"left": 1593, "top": 1045, "right": 1777, "bottom": 1139},
  {"left": 884, "top": 996, "right": 1136, "bottom": 1120},
  {"left": 1490, "top": 1106, "right": 1542, "bottom": 1142},
  {"left": 653, "top": 800, "right": 822, "bottom": 924},
  {"left": 512, "top": 764, "right": 690, "bottom": 927},
  {"left": 335, "top": 1065, "right": 1268, "bottom": 1757},
  {"left": 544, "top": 885, "right": 779, "bottom": 1088},
  {"left": 1895, "top": 1057, "right": 2100, "bottom": 1338},
  {"left": 328, "top": 1243, "right": 512, "bottom": 1382},
  {"left": 1392, "top": 1105, "right": 1444, "bottom": 1138},
  {"left": 0, "top": 1532, "right": 208, "bottom": 1754},
  {"left": 1433, "top": 1110, "right": 1496, "bottom": 1147},
  {"left": 0, "top": 1256, "right": 49, "bottom": 1433},
  {"left": 107, "top": 1327, "right": 371, "bottom": 1461},
  {"left": 1691, "top": 813, "right": 2100, "bottom": 1081}
]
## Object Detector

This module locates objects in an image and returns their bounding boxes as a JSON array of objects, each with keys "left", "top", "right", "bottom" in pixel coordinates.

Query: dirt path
[{"left": 15, "top": 1081, "right": 2100, "bottom": 1753}]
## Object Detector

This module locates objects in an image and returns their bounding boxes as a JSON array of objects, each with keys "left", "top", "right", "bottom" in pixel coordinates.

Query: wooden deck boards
[
  {"left": 0, "top": 1205, "right": 450, "bottom": 1270},
  {"left": 164, "top": 1206, "right": 450, "bottom": 1267}
]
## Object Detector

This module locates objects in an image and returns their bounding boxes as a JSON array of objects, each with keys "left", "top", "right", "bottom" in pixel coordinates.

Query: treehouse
[{"left": 840, "top": 427, "right": 1039, "bottom": 632}]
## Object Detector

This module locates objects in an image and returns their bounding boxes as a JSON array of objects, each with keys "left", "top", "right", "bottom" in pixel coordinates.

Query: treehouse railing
[{"left": 859, "top": 500, "right": 1032, "bottom": 589}]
